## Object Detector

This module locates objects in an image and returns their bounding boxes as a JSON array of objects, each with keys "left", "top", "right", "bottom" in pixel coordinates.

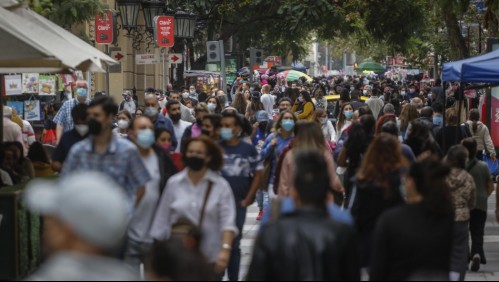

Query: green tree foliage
[{"left": 24, "top": 0, "right": 107, "bottom": 29}]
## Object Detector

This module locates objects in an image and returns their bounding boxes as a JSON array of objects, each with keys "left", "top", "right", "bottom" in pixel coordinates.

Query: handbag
[
  {"left": 171, "top": 181, "right": 213, "bottom": 237},
  {"left": 484, "top": 155, "right": 499, "bottom": 176}
]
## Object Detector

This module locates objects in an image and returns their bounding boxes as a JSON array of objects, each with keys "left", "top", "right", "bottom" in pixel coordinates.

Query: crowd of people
[{"left": 1, "top": 73, "right": 498, "bottom": 281}]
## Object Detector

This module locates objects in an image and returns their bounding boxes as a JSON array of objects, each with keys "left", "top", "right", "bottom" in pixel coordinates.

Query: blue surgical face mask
[
  {"left": 433, "top": 115, "right": 443, "bottom": 127},
  {"left": 220, "top": 128, "right": 234, "bottom": 141},
  {"left": 144, "top": 107, "right": 158, "bottom": 118},
  {"left": 207, "top": 103, "right": 217, "bottom": 112},
  {"left": 77, "top": 88, "right": 87, "bottom": 97},
  {"left": 281, "top": 119, "right": 295, "bottom": 132},
  {"left": 344, "top": 110, "right": 354, "bottom": 119},
  {"left": 136, "top": 129, "right": 155, "bottom": 149}
]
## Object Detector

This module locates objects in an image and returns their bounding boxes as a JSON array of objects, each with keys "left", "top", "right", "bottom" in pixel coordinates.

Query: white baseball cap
[{"left": 24, "top": 172, "right": 129, "bottom": 250}]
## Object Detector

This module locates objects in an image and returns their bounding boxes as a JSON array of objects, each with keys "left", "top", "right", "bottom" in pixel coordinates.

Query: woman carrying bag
[{"left": 150, "top": 137, "right": 238, "bottom": 277}]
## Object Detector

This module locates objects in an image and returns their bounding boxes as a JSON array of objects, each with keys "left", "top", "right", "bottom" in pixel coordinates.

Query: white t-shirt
[
  {"left": 261, "top": 93, "right": 275, "bottom": 116},
  {"left": 128, "top": 152, "right": 161, "bottom": 243},
  {"left": 173, "top": 120, "right": 192, "bottom": 152}
]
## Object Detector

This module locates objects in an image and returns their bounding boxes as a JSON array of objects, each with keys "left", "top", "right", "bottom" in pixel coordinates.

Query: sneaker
[
  {"left": 471, "top": 254, "right": 481, "bottom": 272},
  {"left": 256, "top": 210, "right": 263, "bottom": 221}
]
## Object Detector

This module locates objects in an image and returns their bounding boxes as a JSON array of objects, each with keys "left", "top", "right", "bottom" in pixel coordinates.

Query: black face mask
[
  {"left": 258, "top": 122, "right": 268, "bottom": 132},
  {"left": 201, "top": 129, "right": 211, "bottom": 136},
  {"left": 185, "top": 157, "right": 205, "bottom": 171},
  {"left": 88, "top": 119, "right": 102, "bottom": 136},
  {"left": 170, "top": 113, "right": 181, "bottom": 123},
  {"left": 196, "top": 118, "right": 203, "bottom": 126}
]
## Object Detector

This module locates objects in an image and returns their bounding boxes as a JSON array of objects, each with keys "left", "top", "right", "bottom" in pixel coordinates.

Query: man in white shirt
[
  {"left": 366, "top": 87, "right": 384, "bottom": 120},
  {"left": 167, "top": 100, "right": 192, "bottom": 152},
  {"left": 260, "top": 84, "right": 275, "bottom": 117}
]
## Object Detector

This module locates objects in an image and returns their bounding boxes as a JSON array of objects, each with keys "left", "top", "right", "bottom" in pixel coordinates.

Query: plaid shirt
[
  {"left": 61, "top": 135, "right": 151, "bottom": 211},
  {"left": 53, "top": 99, "right": 90, "bottom": 132}
]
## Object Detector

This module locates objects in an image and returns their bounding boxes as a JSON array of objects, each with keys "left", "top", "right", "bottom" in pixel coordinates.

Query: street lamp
[
  {"left": 116, "top": 0, "right": 140, "bottom": 35},
  {"left": 141, "top": 0, "right": 166, "bottom": 33},
  {"left": 174, "top": 9, "right": 196, "bottom": 39}
]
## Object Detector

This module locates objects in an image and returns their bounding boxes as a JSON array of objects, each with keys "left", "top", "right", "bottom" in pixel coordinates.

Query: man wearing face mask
[
  {"left": 119, "top": 91, "right": 137, "bottom": 114},
  {"left": 53, "top": 80, "right": 91, "bottom": 143},
  {"left": 408, "top": 84, "right": 418, "bottom": 100},
  {"left": 188, "top": 85, "right": 199, "bottom": 102},
  {"left": 61, "top": 97, "right": 151, "bottom": 212},
  {"left": 52, "top": 104, "right": 89, "bottom": 172},
  {"left": 145, "top": 94, "right": 178, "bottom": 151},
  {"left": 125, "top": 116, "right": 178, "bottom": 267},
  {"left": 166, "top": 100, "right": 192, "bottom": 153},
  {"left": 219, "top": 112, "right": 263, "bottom": 281}
]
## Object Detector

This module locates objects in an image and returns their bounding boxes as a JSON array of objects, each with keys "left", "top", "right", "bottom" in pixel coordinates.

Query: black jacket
[
  {"left": 152, "top": 144, "right": 178, "bottom": 194},
  {"left": 247, "top": 207, "right": 360, "bottom": 281}
]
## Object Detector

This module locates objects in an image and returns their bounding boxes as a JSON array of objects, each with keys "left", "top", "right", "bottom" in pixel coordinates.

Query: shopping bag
[{"left": 484, "top": 154, "right": 499, "bottom": 176}]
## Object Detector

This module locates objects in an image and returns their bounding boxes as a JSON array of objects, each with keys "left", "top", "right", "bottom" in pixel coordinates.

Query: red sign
[
  {"left": 155, "top": 16, "right": 174, "bottom": 48},
  {"left": 95, "top": 10, "right": 114, "bottom": 45}
]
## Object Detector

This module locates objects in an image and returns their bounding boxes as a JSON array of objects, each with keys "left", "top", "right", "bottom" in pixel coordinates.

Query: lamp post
[
  {"left": 172, "top": 9, "right": 196, "bottom": 85},
  {"left": 116, "top": 0, "right": 140, "bottom": 35}
]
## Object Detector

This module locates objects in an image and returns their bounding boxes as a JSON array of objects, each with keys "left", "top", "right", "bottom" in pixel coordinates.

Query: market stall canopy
[
  {"left": 357, "top": 58, "right": 385, "bottom": 72},
  {"left": 461, "top": 60, "right": 499, "bottom": 83},
  {"left": 0, "top": 2, "right": 117, "bottom": 73},
  {"left": 442, "top": 49, "right": 499, "bottom": 82}
]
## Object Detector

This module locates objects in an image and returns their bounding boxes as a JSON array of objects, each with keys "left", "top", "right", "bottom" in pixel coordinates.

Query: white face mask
[
  {"left": 74, "top": 125, "right": 89, "bottom": 136},
  {"left": 182, "top": 92, "right": 190, "bottom": 99},
  {"left": 118, "top": 120, "right": 129, "bottom": 130}
]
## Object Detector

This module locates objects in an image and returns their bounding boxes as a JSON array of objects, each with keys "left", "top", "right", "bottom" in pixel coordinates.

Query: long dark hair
[
  {"left": 27, "top": 142, "right": 51, "bottom": 164},
  {"left": 300, "top": 91, "right": 313, "bottom": 104},
  {"left": 469, "top": 109, "right": 480, "bottom": 134},
  {"left": 409, "top": 159, "right": 453, "bottom": 217}
]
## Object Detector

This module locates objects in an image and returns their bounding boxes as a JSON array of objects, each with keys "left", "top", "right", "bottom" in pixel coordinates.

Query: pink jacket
[{"left": 278, "top": 149, "right": 343, "bottom": 197}]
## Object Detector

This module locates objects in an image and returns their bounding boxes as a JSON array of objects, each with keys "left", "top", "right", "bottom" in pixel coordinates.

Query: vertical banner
[
  {"left": 22, "top": 73, "right": 39, "bottom": 93},
  {"left": 491, "top": 88, "right": 499, "bottom": 147},
  {"left": 95, "top": 10, "right": 114, "bottom": 45},
  {"left": 154, "top": 16, "right": 175, "bottom": 48},
  {"left": 4, "top": 75, "right": 22, "bottom": 95}
]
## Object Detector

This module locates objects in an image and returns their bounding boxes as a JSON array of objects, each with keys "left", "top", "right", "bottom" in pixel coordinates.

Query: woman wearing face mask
[
  {"left": 201, "top": 114, "right": 222, "bottom": 141},
  {"left": 314, "top": 109, "right": 336, "bottom": 142},
  {"left": 313, "top": 88, "right": 328, "bottom": 112},
  {"left": 260, "top": 111, "right": 297, "bottom": 201},
  {"left": 336, "top": 103, "right": 354, "bottom": 142},
  {"left": 292, "top": 91, "right": 315, "bottom": 121},
  {"left": 150, "top": 137, "right": 238, "bottom": 277},
  {"left": 206, "top": 97, "right": 222, "bottom": 114},
  {"left": 113, "top": 110, "right": 132, "bottom": 138},
  {"left": 155, "top": 128, "right": 183, "bottom": 171}
]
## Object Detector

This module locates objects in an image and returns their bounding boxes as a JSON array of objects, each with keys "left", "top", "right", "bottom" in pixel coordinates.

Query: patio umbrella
[
  {"left": 357, "top": 59, "right": 385, "bottom": 72},
  {"left": 277, "top": 70, "right": 313, "bottom": 82}
]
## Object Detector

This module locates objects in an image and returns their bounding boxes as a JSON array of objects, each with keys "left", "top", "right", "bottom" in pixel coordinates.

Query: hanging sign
[
  {"left": 95, "top": 10, "right": 114, "bottom": 45},
  {"left": 154, "top": 16, "right": 174, "bottom": 48}
]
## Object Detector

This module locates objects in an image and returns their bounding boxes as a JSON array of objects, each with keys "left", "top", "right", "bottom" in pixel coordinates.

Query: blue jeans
[
  {"left": 227, "top": 205, "right": 247, "bottom": 281},
  {"left": 256, "top": 190, "right": 269, "bottom": 210}
]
